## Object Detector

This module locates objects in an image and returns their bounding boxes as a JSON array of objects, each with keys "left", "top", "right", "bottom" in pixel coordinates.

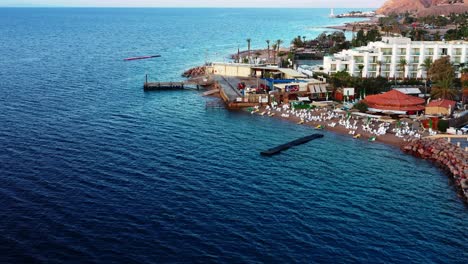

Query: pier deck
[
  {"left": 213, "top": 75, "right": 242, "bottom": 102},
  {"left": 144, "top": 82, "right": 185, "bottom": 91}
]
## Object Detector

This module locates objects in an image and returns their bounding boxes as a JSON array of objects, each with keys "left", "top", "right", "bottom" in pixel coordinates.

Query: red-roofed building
[
  {"left": 364, "top": 90, "right": 425, "bottom": 114},
  {"left": 425, "top": 99, "right": 456, "bottom": 116}
]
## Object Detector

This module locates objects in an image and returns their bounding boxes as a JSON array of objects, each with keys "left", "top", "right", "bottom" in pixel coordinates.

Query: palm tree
[
  {"left": 358, "top": 64, "right": 365, "bottom": 78},
  {"left": 431, "top": 78, "right": 457, "bottom": 100},
  {"left": 376, "top": 60, "right": 383, "bottom": 77},
  {"left": 352, "top": 23, "right": 356, "bottom": 40},
  {"left": 272, "top": 43, "right": 277, "bottom": 65},
  {"left": 275, "top": 39, "right": 283, "bottom": 65},
  {"left": 302, "top": 36, "right": 306, "bottom": 46},
  {"left": 420, "top": 57, "right": 433, "bottom": 79},
  {"left": 246, "top": 38, "right": 251, "bottom": 64},
  {"left": 266, "top": 40, "right": 270, "bottom": 63},
  {"left": 398, "top": 58, "right": 407, "bottom": 79},
  {"left": 420, "top": 57, "right": 433, "bottom": 97}
]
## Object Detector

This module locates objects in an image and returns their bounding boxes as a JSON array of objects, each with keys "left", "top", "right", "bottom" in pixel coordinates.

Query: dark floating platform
[
  {"left": 124, "top": 55, "right": 161, "bottom": 61},
  {"left": 144, "top": 82, "right": 185, "bottom": 91},
  {"left": 261, "top": 134, "right": 324, "bottom": 156}
]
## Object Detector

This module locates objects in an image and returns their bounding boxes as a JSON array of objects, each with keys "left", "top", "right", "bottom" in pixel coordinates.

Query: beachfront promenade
[{"left": 425, "top": 135, "right": 468, "bottom": 150}]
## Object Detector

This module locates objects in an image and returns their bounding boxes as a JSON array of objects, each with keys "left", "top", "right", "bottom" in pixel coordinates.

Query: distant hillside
[{"left": 377, "top": 0, "right": 468, "bottom": 16}]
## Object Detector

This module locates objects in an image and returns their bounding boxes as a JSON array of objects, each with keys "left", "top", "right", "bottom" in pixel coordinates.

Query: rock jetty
[
  {"left": 402, "top": 138, "right": 468, "bottom": 201},
  {"left": 182, "top": 66, "right": 207, "bottom": 78}
]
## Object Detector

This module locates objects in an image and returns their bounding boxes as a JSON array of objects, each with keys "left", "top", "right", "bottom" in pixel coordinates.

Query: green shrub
[
  {"left": 353, "top": 101, "right": 369, "bottom": 113},
  {"left": 437, "top": 119, "right": 449, "bottom": 132}
]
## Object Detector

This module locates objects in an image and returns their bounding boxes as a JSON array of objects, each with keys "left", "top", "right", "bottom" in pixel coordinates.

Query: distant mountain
[{"left": 377, "top": 0, "right": 468, "bottom": 16}]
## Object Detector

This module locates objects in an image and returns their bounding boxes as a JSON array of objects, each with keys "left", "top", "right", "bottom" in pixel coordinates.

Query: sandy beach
[{"left": 247, "top": 104, "right": 434, "bottom": 148}]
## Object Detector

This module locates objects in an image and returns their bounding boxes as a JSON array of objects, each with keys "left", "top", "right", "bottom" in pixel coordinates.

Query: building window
[{"left": 382, "top": 48, "right": 392, "bottom": 55}]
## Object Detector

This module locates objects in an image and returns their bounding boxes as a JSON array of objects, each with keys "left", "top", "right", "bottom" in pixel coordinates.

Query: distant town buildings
[{"left": 323, "top": 37, "right": 467, "bottom": 79}]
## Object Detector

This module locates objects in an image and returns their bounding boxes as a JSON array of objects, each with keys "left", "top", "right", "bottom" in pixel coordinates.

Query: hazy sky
[{"left": 1, "top": 0, "right": 386, "bottom": 8}]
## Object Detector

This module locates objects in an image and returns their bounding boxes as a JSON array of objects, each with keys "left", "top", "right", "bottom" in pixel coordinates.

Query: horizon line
[{"left": 0, "top": 6, "right": 379, "bottom": 9}]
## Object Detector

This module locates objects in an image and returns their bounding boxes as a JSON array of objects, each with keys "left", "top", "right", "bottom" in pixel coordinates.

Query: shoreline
[
  {"left": 245, "top": 105, "right": 468, "bottom": 202},
  {"left": 247, "top": 105, "right": 416, "bottom": 148},
  {"left": 325, "top": 17, "right": 377, "bottom": 32}
]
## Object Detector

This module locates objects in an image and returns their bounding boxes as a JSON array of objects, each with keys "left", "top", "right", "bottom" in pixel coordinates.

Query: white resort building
[{"left": 323, "top": 37, "right": 467, "bottom": 79}]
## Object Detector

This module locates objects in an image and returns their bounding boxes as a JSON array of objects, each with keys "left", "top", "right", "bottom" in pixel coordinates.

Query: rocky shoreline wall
[
  {"left": 182, "top": 66, "right": 207, "bottom": 78},
  {"left": 401, "top": 138, "right": 468, "bottom": 201}
]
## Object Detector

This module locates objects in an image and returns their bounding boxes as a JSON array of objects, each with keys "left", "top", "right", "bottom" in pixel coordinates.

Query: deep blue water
[{"left": 0, "top": 8, "right": 467, "bottom": 263}]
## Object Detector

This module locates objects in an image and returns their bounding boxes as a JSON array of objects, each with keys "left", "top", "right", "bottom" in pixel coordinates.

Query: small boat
[
  {"left": 353, "top": 134, "right": 361, "bottom": 139},
  {"left": 315, "top": 124, "right": 324, "bottom": 130},
  {"left": 259, "top": 111, "right": 266, "bottom": 116},
  {"left": 297, "top": 120, "right": 304, "bottom": 125},
  {"left": 268, "top": 113, "right": 275, "bottom": 117},
  {"left": 368, "top": 136, "right": 376, "bottom": 142},
  {"left": 124, "top": 55, "right": 161, "bottom": 61}
]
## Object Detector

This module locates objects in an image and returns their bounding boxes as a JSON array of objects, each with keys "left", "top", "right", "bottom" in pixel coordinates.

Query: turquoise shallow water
[{"left": 0, "top": 8, "right": 467, "bottom": 263}]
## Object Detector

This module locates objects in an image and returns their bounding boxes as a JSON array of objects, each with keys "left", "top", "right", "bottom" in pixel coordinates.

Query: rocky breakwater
[
  {"left": 402, "top": 138, "right": 468, "bottom": 201},
  {"left": 182, "top": 66, "right": 207, "bottom": 78}
]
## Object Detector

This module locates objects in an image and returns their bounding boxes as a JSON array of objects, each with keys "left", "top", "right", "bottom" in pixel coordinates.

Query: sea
[{"left": 0, "top": 8, "right": 467, "bottom": 263}]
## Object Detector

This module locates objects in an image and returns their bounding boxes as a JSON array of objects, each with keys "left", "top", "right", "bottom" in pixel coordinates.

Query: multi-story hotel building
[{"left": 323, "top": 37, "right": 467, "bottom": 79}]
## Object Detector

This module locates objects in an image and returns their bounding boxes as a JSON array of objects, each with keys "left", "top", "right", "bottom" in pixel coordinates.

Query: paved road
[
  {"left": 450, "top": 138, "right": 468, "bottom": 150},
  {"left": 214, "top": 75, "right": 242, "bottom": 102}
]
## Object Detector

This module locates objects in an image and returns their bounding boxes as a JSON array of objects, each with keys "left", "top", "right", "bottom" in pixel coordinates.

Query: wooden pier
[{"left": 144, "top": 82, "right": 185, "bottom": 91}]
